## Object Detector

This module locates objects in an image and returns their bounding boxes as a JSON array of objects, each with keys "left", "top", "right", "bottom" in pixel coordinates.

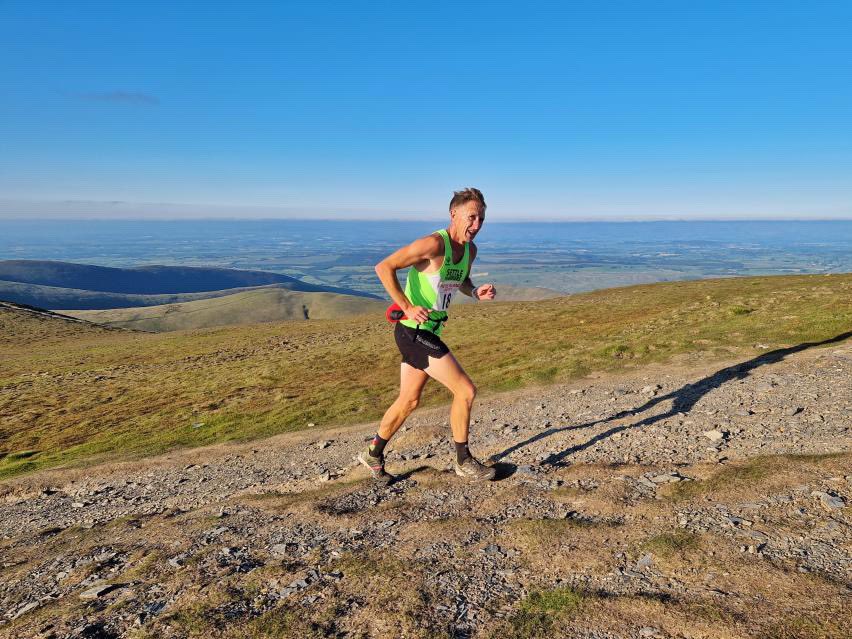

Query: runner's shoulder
[{"left": 409, "top": 232, "right": 444, "bottom": 258}]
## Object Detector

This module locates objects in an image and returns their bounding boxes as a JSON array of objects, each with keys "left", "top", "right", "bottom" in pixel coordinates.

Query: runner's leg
[
  {"left": 377, "top": 363, "right": 429, "bottom": 440},
  {"left": 424, "top": 352, "right": 476, "bottom": 444}
]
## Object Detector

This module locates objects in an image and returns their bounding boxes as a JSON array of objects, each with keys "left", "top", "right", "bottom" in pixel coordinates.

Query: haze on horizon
[{"left": 2, "top": 2, "right": 851, "bottom": 221}]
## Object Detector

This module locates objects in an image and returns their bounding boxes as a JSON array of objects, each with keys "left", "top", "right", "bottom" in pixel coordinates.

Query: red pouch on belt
[{"left": 385, "top": 303, "right": 407, "bottom": 322}]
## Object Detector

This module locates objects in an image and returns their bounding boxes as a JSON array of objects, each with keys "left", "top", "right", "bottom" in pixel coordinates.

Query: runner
[{"left": 358, "top": 188, "right": 497, "bottom": 484}]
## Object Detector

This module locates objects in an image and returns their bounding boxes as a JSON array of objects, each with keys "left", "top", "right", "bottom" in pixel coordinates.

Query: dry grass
[
  {"left": 65, "top": 287, "right": 387, "bottom": 332},
  {"left": 661, "top": 452, "right": 851, "bottom": 502},
  {"left": 640, "top": 531, "right": 701, "bottom": 558},
  {"left": 2, "top": 273, "right": 851, "bottom": 478}
]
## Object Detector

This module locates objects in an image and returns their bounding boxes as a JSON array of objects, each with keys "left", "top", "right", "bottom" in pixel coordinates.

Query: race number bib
[{"left": 436, "top": 281, "right": 461, "bottom": 311}]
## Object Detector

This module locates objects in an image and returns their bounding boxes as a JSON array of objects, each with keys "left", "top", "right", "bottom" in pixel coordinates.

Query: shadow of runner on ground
[
  {"left": 393, "top": 463, "right": 517, "bottom": 483},
  {"left": 391, "top": 465, "right": 430, "bottom": 484},
  {"left": 491, "top": 462, "right": 517, "bottom": 481},
  {"left": 490, "top": 331, "right": 852, "bottom": 468}
]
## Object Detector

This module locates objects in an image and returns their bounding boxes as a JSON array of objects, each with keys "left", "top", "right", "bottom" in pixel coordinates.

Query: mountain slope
[
  {"left": 0, "top": 300, "right": 123, "bottom": 348},
  {"left": 62, "top": 288, "right": 387, "bottom": 332},
  {"left": 455, "top": 284, "right": 562, "bottom": 303},
  {"left": 0, "top": 280, "right": 332, "bottom": 311},
  {"left": 60, "top": 286, "right": 561, "bottom": 332},
  {"left": 1, "top": 273, "right": 850, "bottom": 480},
  {"left": 0, "top": 260, "right": 377, "bottom": 301}
]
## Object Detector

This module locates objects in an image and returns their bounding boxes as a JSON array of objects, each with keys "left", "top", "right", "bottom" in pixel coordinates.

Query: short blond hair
[{"left": 449, "top": 187, "right": 486, "bottom": 213}]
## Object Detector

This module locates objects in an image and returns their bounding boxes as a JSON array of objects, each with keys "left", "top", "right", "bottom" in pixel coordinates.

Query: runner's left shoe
[{"left": 358, "top": 448, "right": 395, "bottom": 485}]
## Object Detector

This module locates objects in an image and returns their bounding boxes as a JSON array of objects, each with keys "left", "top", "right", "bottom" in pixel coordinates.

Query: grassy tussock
[
  {"left": 662, "top": 453, "right": 851, "bottom": 502},
  {"left": 489, "top": 586, "right": 588, "bottom": 638},
  {"left": 757, "top": 614, "right": 852, "bottom": 639},
  {"left": 641, "top": 531, "right": 701, "bottom": 558},
  {"left": 228, "top": 604, "right": 344, "bottom": 639}
]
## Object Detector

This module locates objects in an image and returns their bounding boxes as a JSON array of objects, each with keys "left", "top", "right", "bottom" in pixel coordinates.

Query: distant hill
[
  {"left": 60, "top": 285, "right": 561, "bottom": 332},
  {"left": 62, "top": 287, "right": 386, "bottom": 332},
  {"left": 0, "top": 280, "right": 315, "bottom": 311},
  {"left": 0, "top": 260, "right": 375, "bottom": 295},
  {"left": 0, "top": 260, "right": 379, "bottom": 310}
]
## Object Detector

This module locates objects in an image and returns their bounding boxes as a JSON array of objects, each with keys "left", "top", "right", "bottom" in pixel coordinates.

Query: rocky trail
[{"left": 1, "top": 339, "right": 850, "bottom": 638}]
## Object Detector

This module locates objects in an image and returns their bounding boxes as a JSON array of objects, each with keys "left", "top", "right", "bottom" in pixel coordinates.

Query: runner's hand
[
  {"left": 405, "top": 305, "right": 432, "bottom": 323},
  {"left": 475, "top": 284, "right": 496, "bottom": 300}
]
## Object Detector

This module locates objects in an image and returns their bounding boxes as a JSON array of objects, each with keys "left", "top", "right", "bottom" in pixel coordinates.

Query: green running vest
[{"left": 400, "top": 229, "right": 470, "bottom": 336}]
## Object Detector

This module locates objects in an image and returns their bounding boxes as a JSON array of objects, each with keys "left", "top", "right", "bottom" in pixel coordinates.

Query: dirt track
[{"left": 1, "top": 338, "right": 851, "bottom": 638}]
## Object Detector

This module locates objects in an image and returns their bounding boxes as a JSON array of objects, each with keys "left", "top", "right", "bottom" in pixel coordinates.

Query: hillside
[
  {"left": 59, "top": 285, "right": 562, "bottom": 332},
  {"left": 0, "top": 261, "right": 378, "bottom": 309},
  {"left": 1, "top": 273, "right": 850, "bottom": 481},
  {"left": 455, "top": 284, "right": 562, "bottom": 303},
  {"left": 0, "top": 301, "right": 122, "bottom": 348},
  {"left": 62, "top": 288, "right": 388, "bottom": 332},
  {"left": 0, "top": 339, "right": 849, "bottom": 638},
  {"left": 0, "top": 280, "right": 312, "bottom": 312}
]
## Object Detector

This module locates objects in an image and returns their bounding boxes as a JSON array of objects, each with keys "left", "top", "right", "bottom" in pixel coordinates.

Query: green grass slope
[
  {"left": 62, "top": 288, "right": 387, "bottom": 332},
  {"left": 1, "top": 273, "right": 850, "bottom": 479}
]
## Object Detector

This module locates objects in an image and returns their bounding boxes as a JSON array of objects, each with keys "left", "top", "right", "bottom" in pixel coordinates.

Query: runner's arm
[
  {"left": 459, "top": 244, "right": 497, "bottom": 300},
  {"left": 375, "top": 234, "right": 443, "bottom": 319}
]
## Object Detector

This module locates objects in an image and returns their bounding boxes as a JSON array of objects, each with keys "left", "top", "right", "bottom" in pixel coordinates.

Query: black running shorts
[{"left": 394, "top": 322, "right": 450, "bottom": 370}]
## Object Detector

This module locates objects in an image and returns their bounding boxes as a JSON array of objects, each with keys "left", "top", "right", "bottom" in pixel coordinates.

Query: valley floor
[{"left": 1, "top": 339, "right": 850, "bottom": 638}]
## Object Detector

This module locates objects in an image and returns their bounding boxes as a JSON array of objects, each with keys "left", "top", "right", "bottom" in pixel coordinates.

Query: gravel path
[{"left": 1, "top": 340, "right": 850, "bottom": 638}]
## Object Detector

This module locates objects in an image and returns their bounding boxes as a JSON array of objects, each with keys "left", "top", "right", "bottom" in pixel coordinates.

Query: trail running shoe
[
  {"left": 454, "top": 455, "right": 497, "bottom": 481},
  {"left": 358, "top": 448, "right": 394, "bottom": 485}
]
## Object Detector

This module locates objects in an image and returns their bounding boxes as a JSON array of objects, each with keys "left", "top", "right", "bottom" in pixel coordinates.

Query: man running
[{"left": 358, "top": 187, "right": 497, "bottom": 484}]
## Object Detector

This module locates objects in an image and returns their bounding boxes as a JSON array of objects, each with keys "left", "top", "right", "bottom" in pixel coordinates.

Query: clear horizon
[
  {"left": 2, "top": 213, "right": 852, "bottom": 223},
  {"left": 3, "top": 2, "right": 851, "bottom": 220}
]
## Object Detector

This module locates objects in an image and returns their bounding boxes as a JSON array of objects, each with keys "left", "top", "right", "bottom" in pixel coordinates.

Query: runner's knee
[
  {"left": 454, "top": 382, "right": 476, "bottom": 405},
  {"left": 399, "top": 395, "right": 420, "bottom": 414}
]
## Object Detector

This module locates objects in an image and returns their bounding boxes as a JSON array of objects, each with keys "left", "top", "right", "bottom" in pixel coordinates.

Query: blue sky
[{"left": 1, "top": 1, "right": 851, "bottom": 220}]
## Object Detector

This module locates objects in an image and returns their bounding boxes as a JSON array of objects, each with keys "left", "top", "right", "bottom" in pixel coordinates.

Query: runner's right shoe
[
  {"left": 358, "top": 448, "right": 394, "bottom": 485},
  {"left": 454, "top": 455, "right": 497, "bottom": 481}
]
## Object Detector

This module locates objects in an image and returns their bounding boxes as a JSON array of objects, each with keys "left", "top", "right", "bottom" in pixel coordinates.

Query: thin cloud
[{"left": 70, "top": 91, "right": 160, "bottom": 105}]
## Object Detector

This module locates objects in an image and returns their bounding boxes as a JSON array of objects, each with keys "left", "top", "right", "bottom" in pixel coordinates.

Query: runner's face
[{"left": 452, "top": 201, "right": 485, "bottom": 241}]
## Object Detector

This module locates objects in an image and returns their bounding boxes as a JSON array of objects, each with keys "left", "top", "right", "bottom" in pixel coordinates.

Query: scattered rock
[
  {"left": 271, "top": 543, "right": 296, "bottom": 557},
  {"left": 650, "top": 472, "right": 683, "bottom": 484},
  {"left": 79, "top": 583, "right": 123, "bottom": 600},
  {"left": 703, "top": 429, "right": 727, "bottom": 443},
  {"left": 11, "top": 601, "right": 39, "bottom": 619},
  {"left": 812, "top": 491, "right": 846, "bottom": 511}
]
